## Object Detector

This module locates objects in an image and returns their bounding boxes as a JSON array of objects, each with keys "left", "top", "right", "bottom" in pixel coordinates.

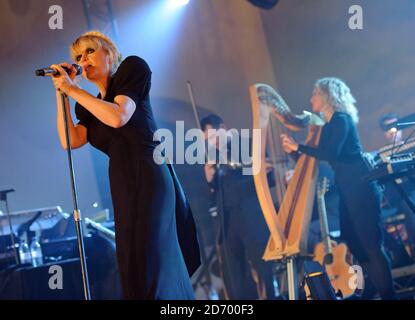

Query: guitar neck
[{"left": 317, "top": 196, "right": 332, "bottom": 255}]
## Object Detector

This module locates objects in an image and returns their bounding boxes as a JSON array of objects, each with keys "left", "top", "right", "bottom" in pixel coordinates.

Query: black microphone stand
[
  {"left": 390, "top": 121, "right": 415, "bottom": 157},
  {"left": 0, "top": 189, "right": 19, "bottom": 266},
  {"left": 60, "top": 92, "right": 91, "bottom": 300}
]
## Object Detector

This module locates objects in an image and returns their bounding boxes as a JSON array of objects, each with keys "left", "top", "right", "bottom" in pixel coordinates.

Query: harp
[{"left": 249, "top": 83, "right": 324, "bottom": 299}]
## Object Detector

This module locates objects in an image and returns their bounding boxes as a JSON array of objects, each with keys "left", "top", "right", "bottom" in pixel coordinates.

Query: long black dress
[
  {"left": 298, "top": 111, "right": 396, "bottom": 300},
  {"left": 74, "top": 56, "right": 200, "bottom": 299}
]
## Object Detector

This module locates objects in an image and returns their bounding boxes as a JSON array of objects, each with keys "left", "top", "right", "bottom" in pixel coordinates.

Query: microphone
[{"left": 35, "top": 64, "right": 82, "bottom": 77}]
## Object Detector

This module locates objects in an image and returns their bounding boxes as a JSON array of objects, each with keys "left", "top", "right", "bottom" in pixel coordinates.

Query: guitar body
[
  {"left": 310, "top": 177, "right": 355, "bottom": 299},
  {"left": 313, "top": 240, "right": 355, "bottom": 298}
]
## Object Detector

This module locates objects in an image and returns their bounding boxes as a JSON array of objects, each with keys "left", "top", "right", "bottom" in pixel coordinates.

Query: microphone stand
[
  {"left": 60, "top": 92, "right": 91, "bottom": 300},
  {"left": 0, "top": 189, "right": 19, "bottom": 266},
  {"left": 397, "top": 121, "right": 415, "bottom": 127},
  {"left": 391, "top": 121, "right": 415, "bottom": 157}
]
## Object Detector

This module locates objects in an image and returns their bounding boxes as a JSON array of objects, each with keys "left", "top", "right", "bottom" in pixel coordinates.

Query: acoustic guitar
[{"left": 313, "top": 177, "right": 355, "bottom": 298}]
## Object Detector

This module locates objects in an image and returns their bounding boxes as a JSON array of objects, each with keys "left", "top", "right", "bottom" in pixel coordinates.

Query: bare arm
[
  {"left": 55, "top": 91, "right": 87, "bottom": 150},
  {"left": 51, "top": 63, "right": 136, "bottom": 129},
  {"left": 68, "top": 86, "right": 136, "bottom": 129}
]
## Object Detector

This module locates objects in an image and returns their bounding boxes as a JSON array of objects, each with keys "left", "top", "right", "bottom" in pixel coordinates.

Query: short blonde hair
[
  {"left": 70, "top": 30, "right": 122, "bottom": 75},
  {"left": 315, "top": 77, "right": 359, "bottom": 124}
]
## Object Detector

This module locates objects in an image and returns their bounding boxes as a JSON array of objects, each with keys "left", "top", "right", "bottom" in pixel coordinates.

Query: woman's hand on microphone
[
  {"left": 280, "top": 134, "right": 299, "bottom": 153},
  {"left": 50, "top": 63, "right": 78, "bottom": 96}
]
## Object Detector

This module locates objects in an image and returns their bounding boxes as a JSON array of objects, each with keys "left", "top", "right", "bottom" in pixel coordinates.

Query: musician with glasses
[{"left": 280, "top": 77, "right": 397, "bottom": 300}]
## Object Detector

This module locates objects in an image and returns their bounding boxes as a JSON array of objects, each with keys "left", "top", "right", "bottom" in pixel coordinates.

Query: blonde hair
[
  {"left": 70, "top": 30, "right": 122, "bottom": 75},
  {"left": 315, "top": 77, "right": 359, "bottom": 124}
]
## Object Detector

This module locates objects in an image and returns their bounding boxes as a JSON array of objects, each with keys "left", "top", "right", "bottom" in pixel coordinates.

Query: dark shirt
[{"left": 298, "top": 112, "right": 371, "bottom": 193}]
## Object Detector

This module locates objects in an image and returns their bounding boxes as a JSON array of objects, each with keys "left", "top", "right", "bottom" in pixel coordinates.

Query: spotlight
[{"left": 169, "top": 0, "right": 190, "bottom": 7}]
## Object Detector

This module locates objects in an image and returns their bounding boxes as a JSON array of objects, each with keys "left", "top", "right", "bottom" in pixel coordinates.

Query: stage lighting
[
  {"left": 169, "top": 0, "right": 190, "bottom": 7},
  {"left": 247, "top": 0, "right": 279, "bottom": 10}
]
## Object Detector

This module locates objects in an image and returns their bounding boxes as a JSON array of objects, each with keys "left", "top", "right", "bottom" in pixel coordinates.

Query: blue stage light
[{"left": 169, "top": 0, "right": 190, "bottom": 7}]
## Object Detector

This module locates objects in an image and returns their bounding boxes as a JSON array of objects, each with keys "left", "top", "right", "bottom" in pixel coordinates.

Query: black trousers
[
  {"left": 216, "top": 171, "right": 275, "bottom": 300},
  {"left": 339, "top": 181, "right": 397, "bottom": 300}
]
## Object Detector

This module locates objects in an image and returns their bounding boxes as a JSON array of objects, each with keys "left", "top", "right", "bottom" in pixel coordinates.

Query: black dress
[
  {"left": 75, "top": 56, "right": 200, "bottom": 299},
  {"left": 298, "top": 111, "right": 396, "bottom": 299}
]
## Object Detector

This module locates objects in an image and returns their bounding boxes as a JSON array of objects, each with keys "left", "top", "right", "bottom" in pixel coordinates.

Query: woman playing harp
[{"left": 280, "top": 78, "right": 396, "bottom": 300}]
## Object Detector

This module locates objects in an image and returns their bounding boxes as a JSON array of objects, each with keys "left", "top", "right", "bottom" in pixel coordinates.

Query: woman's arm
[
  {"left": 52, "top": 64, "right": 136, "bottom": 129},
  {"left": 55, "top": 90, "right": 87, "bottom": 150},
  {"left": 298, "top": 115, "right": 349, "bottom": 161},
  {"left": 68, "top": 87, "right": 136, "bottom": 128},
  {"left": 281, "top": 114, "right": 350, "bottom": 162}
]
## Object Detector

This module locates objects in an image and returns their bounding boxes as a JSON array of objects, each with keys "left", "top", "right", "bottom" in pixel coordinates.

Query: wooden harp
[{"left": 249, "top": 83, "right": 324, "bottom": 260}]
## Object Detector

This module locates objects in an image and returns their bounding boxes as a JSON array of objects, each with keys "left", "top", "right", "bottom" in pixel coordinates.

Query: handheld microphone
[{"left": 35, "top": 64, "right": 82, "bottom": 77}]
